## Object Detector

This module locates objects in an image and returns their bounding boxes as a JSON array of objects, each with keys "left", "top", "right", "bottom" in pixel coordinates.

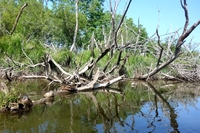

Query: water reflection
[
  {"left": 0, "top": 81, "right": 200, "bottom": 133},
  {"left": 143, "top": 82, "right": 179, "bottom": 133}
]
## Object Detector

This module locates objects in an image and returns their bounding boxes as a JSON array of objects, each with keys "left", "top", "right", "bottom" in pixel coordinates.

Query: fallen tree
[
  {"left": 136, "top": 0, "right": 200, "bottom": 81},
  {"left": 1, "top": 0, "right": 200, "bottom": 92},
  {"left": 0, "top": 0, "right": 131, "bottom": 92}
]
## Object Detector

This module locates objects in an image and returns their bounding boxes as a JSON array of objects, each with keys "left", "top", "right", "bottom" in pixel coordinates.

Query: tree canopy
[{"left": 0, "top": 0, "right": 147, "bottom": 51}]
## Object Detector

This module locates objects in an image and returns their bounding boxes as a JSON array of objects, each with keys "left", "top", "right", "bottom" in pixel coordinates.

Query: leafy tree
[
  {"left": 51, "top": 0, "right": 87, "bottom": 47},
  {"left": 78, "top": 0, "right": 105, "bottom": 46},
  {"left": 0, "top": 0, "right": 20, "bottom": 36}
]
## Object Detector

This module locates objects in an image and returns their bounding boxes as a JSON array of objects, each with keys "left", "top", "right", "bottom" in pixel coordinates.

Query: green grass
[
  {"left": 126, "top": 54, "right": 157, "bottom": 77},
  {"left": 52, "top": 49, "right": 75, "bottom": 67}
]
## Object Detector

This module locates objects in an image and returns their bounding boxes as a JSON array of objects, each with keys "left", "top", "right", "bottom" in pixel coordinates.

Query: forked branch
[{"left": 137, "top": 0, "right": 200, "bottom": 80}]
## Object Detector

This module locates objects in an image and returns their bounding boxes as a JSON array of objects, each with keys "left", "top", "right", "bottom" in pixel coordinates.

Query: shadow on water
[{"left": 0, "top": 80, "right": 200, "bottom": 133}]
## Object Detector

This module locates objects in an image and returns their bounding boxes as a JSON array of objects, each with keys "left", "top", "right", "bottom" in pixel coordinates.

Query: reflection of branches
[
  {"left": 83, "top": 91, "right": 112, "bottom": 132},
  {"left": 80, "top": 88, "right": 136, "bottom": 132},
  {"left": 39, "top": 105, "right": 47, "bottom": 117},
  {"left": 113, "top": 93, "right": 135, "bottom": 130},
  {"left": 70, "top": 100, "right": 74, "bottom": 133},
  {"left": 154, "top": 95, "right": 158, "bottom": 117},
  {"left": 143, "top": 82, "right": 180, "bottom": 133},
  {"left": 139, "top": 94, "right": 159, "bottom": 132},
  {"left": 139, "top": 110, "right": 156, "bottom": 132}
]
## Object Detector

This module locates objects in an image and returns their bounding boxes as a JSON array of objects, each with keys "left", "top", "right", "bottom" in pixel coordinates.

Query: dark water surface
[{"left": 0, "top": 80, "right": 200, "bottom": 133}]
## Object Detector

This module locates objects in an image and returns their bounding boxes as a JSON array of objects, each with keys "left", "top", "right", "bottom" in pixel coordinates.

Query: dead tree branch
[
  {"left": 77, "top": 75, "right": 124, "bottom": 91},
  {"left": 156, "top": 29, "right": 163, "bottom": 68},
  {"left": 137, "top": 0, "right": 200, "bottom": 80},
  {"left": 49, "top": 56, "right": 72, "bottom": 77},
  {"left": 22, "top": 75, "right": 62, "bottom": 83},
  {"left": 114, "top": 0, "right": 132, "bottom": 48},
  {"left": 70, "top": 0, "right": 78, "bottom": 52},
  {"left": 10, "top": 3, "right": 28, "bottom": 35}
]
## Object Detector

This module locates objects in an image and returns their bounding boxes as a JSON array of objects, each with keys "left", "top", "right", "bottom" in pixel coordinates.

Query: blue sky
[{"left": 104, "top": 0, "right": 200, "bottom": 43}]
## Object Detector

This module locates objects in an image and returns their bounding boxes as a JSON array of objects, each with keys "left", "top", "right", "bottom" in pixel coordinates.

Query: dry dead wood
[
  {"left": 70, "top": 0, "right": 79, "bottom": 52},
  {"left": 19, "top": 52, "right": 125, "bottom": 91},
  {"left": 136, "top": 0, "right": 200, "bottom": 80},
  {"left": 10, "top": 3, "right": 28, "bottom": 35}
]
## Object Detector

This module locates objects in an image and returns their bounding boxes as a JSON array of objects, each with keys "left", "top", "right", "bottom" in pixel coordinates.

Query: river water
[{"left": 0, "top": 80, "right": 200, "bottom": 133}]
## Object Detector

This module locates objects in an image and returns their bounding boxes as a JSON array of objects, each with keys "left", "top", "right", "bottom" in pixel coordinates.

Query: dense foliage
[{"left": 0, "top": 0, "right": 149, "bottom": 72}]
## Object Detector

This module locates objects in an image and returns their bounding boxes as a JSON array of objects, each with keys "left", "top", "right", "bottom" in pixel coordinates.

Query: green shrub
[
  {"left": 0, "top": 88, "right": 20, "bottom": 107},
  {"left": 0, "top": 34, "right": 22, "bottom": 59}
]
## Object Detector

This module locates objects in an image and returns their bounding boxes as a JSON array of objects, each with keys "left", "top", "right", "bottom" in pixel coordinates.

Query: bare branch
[
  {"left": 176, "top": 0, "right": 200, "bottom": 55},
  {"left": 156, "top": 29, "right": 163, "bottom": 67},
  {"left": 137, "top": 0, "right": 200, "bottom": 80},
  {"left": 77, "top": 75, "right": 124, "bottom": 91},
  {"left": 114, "top": 0, "right": 132, "bottom": 48},
  {"left": 4, "top": 52, "right": 21, "bottom": 67},
  {"left": 134, "top": 18, "right": 141, "bottom": 54},
  {"left": 10, "top": 3, "right": 28, "bottom": 35},
  {"left": 21, "top": 40, "right": 34, "bottom": 65},
  {"left": 178, "top": 20, "right": 200, "bottom": 48},
  {"left": 70, "top": 0, "right": 79, "bottom": 52},
  {"left": 91, "top": 32, "right": 95, "bottom": 58},
  {"left": 180, "top": 0, "right": 189, "bottom": 35},
  {"left": 22, "top": 75, "right": 62, "bottom": 83},
  {"left": 49, "top": 56, "right": 72, "bottom": 76}
]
